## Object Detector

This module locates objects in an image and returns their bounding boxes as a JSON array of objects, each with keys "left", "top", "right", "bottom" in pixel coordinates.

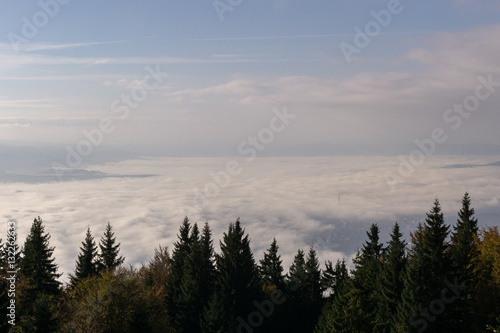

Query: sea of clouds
[{"left": 1, "top": 155, "right": 499, "bottom": 282}]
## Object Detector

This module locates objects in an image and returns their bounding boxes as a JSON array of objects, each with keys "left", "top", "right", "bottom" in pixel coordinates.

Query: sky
[
  {"left": 1, "top": 1, "right": 500, "bottom": 281},
  {"left": 0, "top": 0, "right": 500, "bottom": 156}
]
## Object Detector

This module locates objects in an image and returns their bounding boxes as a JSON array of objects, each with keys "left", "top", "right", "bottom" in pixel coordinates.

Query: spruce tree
[
  {"left": 177, "top": 222, "right": 216, "bottom": 333},
  {"left": 315, "top": 259, "right": 349, "bottom": 333},
  {"left": 375, "top": 222, "right": 407, "bottom": 333},
  {"left": 19, "top": 216, "right": 61, "bottom": 295},
  {"left": 168, "top": 217, "right": 194, "bottom": 331},
  {"left": 450, "top": 192, "right": 479, "bottom": 331},
  {"left": 285, "top": 249, "right": 308, "bottom": 333},
  {"left": 213, "top": 218, "right": 262, "bottom": 332},
  {"left": 98, "top": 221, "right": 124, "bottom": 271},
  {"left": 70, "top": 227, "right": 99, "bottom": 287},
  {"left": 304, "top": 246, "right": 323, "bottom": 331},
  {"left": 397, "top": 199, "right": 451, "bottom": 332},
  {"left": 18, "top": 217, "right": 61, "bottom": 332},
  {"left": 351, "top": 223, "right": 383, "bottom": 330},
  {"left": 259, "top": 238, "right": 285, "bottom": 290},
  {"left": 451, "top": 192, "right": 478, "bottom": 284}
]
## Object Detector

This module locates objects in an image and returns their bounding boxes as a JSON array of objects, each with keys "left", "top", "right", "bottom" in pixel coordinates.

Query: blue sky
[{"left": 1, "top": 0, "right": 500, "bottom": 156}]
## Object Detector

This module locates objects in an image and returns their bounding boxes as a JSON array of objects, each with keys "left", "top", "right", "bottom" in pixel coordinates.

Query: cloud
[{"left": 2, "top": 156, "right": 500, "bottom": 282}]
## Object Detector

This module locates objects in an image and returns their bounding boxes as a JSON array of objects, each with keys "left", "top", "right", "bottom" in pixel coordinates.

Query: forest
[{"left": 1, "top": 192, "right": 500, "bottom": 332}]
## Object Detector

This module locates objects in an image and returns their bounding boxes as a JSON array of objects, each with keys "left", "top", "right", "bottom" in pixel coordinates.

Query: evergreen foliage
[
  {"left": 70, "top": 227, "right": 99, "bottom": 287},
  {"left": 98, "top": 221, "right": 125, "bottom": 271}
]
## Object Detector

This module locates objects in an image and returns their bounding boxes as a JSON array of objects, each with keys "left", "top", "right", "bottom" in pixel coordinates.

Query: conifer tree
[
  {"left": 177, "top": 222, "right": 216, "bottom": 333},
  {"left": 213, "top": 218, "right": 262, "bottom": 332},
  {"left": 19, "top": 216, "right": 61, "bottom": 295},
  {"left": 98, "top": 221, "right": 124, "bottom": 271},
  {"left": 397, "top": 199, "right": 451, "bottom": 332},
  {"left": 168, "top": 217, "right": 194, "bottom": 331},
  {"left": 260, "top": 238, "right": 285, "bottom": 290},
  {"left": 352, "top": 223, "right": 383, "bottom": 330},
  {"left": 304, "top": 246, "right": 323, "bottom": 331},
  {"left": 449, "top": 192, "right": 479, "bottom": 331},
  {"left": 375, "top": 222, "right": 407, "bottom": 333},
  {"left": 451, "top": 192, "right": 478, "bottom": 284},
  {"left": 285, "top": 249, "right": 308, "bottom": 333},
  {"left": 201, "top": 293, "right": 227, "bottom": 333},
  {"left": 199, "top": 222, "right": 216, "bottom": 301},
  {"left": 315, "top": 259, "right": 349, "bottom": 333},
  {"left": 18, "top": 217, "right": 61, "bottom": 332},
  {"left": 70, "top": 227, "right": 99, "bottom": 287}
]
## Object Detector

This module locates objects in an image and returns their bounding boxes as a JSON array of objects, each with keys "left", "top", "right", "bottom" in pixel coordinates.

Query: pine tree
[
  {"left": 70, "top": 227, "right": 99, "bottom": 287},
  {"left": 397, "top": 199, "right": 451, "bottom": 332},
  {"left": 213, "top": 218, "right": 262, "bottom": 332},
  {"left": 98, "top": 221, "right": 124, "bottom": 271},
  {"left": 351, "top": 223, "right": 383, "bottom": 330},
  {"left": 260, "top": 238, "right": 285, "bottom": 290},
  {"left": 375, "top": 222, "right": 407, "bottom": 333}
]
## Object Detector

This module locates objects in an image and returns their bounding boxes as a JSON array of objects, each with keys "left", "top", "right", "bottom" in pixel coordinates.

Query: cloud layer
[{"left": 1, "top": 155, "right": 499, "bottom": 282}]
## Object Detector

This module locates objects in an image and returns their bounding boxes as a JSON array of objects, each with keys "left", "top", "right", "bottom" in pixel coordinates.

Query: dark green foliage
[
  {"left": 375, "top": 223, "right": 407, "bottom": 333},
  {"left": 351, "top": 223, "right": 383, "bottom": 330},
  {"left": 314, "top": 259, "right": 349, "bottom": 333},
  {"left": 260, "top": 238, "right": 285, "bottom": 290},
  {"left": 70, "top": 227, "right": 99, "bottom": 287},
  {"left": 19, "top": 217, "right": 61, "bottom": 296},
  {"left": 304, "top": 247, "right": 323, "bottom": 329},
  {"left": 201, "top": 293, "right": 227, "bottom": 333},
  {"left": 212, "top": 218, "right": 262, "bottom": 332},
  {"left": 98, "top": 221, "right": 125, "bottom": 271},
  {"left": 20, "top": 293, "right": 59, "bottom": 333},
  {"left": 285, "top": 249, "right": 308, "bottom": 332},
  {"left": 168, "top": 217, "right": 194, "bottom": 331},
  {"left": 451, "top": 192, "right": 479, "bottom": 284},
  {"left": 18, "top": 217, "right": 61, "bottom": 332},
  {"left": 449, "top": 192, "right": 480, "bottom": 331},
  {"left": 398, "top": 199, "right": 452, "bottom": 332},
  {"left": 177, "top": 222, "right": 216, "bottom": 332}
]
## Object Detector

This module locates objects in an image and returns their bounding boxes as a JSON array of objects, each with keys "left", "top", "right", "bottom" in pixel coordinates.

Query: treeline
[{"left": 1, "top": 193, "right": 500, "bottom": 332}]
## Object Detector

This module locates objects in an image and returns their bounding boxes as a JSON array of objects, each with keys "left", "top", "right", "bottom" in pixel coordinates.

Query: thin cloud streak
[{"left": 192, "top": 31, "right": 436, "bottom": 42}]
